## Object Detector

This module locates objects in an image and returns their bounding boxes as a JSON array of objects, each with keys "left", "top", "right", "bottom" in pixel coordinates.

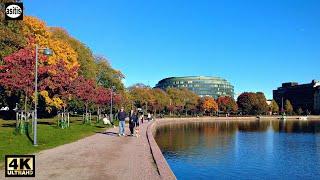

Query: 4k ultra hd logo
[
  {"left": 5, "top": 155, "right": 35, "bottom": 177},
  {"left": 5, "top": 3, "right": 23, "bottom": 20}
]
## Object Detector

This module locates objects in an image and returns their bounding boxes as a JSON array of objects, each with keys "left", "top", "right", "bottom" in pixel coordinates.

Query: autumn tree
[
  {"left": 237, "top": 92, "right": 258, "bottom": 115},
  {"left": 255, "top": 92, "right": 268, "bottom": 115},
  {"left": 50, "top": 27, "right": 97, "bottom": 79},
  {"left": 284, "top": 99, "right": 293, "bottom": 115},
  {"left": 23, "top": 16, "right": 78, "bottom": 68},
  {"left": 117, "top": 90, "right": 132, "bottom": 112},
  {"left": 237, "top": 92, "right": 269, "bottom": 115},
  {"left": 92, "top": 86, "right": 110, "bottom": 120},
  {"left": 269, "top": 100, "right": 279, "bottom": 114},
  {"left": 129, "top": 87, "right": 154, "bottom": 111},
  {"left": 0, "top": 48, "right": 47, "bottom": 111},
  {"left": 151, "top": 88, "right": 170, "bottom": 115},
  {"left": 166, "top": 88, "right": 186, "bottom": 115},
  {"left": 199, "top": 96, "right": 218, "bottom": 116},
  {"left": 0, "top": 14, "right": 125, "bottom": 119},
  {"left": 71, "top": 76, "right": 96, "bottom": 115},
  {"left": 180, "top": 88, "right": 199, "bottom": 115},
  {"left": 217, "top": 96, "right": 238, "bottom": 113},
  {"left": 39, "top": 60, "right": 78, "bottom": 112}
]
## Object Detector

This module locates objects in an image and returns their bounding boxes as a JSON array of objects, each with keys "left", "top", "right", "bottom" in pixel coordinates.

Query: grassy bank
[{"left": 0, "top": 116, "right": 111, "bottom": 167}]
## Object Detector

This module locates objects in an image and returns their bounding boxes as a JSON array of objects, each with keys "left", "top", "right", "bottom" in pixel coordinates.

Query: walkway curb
[{"left": 146, "top": 120, "right": 176, "bottom": 180}]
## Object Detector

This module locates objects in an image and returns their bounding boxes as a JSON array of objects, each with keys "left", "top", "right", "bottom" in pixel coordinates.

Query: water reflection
[{"left": 155, "top": 120, "right": 320, "bottom": 180}]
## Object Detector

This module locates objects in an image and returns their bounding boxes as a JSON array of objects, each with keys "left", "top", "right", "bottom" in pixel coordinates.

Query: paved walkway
[{"left": 1, "top": 122, "right": 161, "bottom": 180}]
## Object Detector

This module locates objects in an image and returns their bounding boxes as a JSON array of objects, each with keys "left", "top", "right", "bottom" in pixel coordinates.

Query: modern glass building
[{"left": 155, "top": 76, "right": 234, "bottom": 99}]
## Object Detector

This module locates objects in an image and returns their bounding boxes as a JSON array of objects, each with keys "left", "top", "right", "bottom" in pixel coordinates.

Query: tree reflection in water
[
  {"left": 154, "top": 119, "right": 320, "bottom": 179},
  {"left": 155, "top": 120, "right": 320, "bottom": 153}
]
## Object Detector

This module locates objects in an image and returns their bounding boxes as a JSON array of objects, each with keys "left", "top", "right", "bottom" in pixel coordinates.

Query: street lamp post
[
  {"left": 34, "top": 45, "right": 52, "bottom": 146},
  {"left": 110, "top": 86, "right": 115, "bottom": 123}
]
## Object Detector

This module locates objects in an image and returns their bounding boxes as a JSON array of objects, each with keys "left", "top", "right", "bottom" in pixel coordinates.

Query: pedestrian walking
[
  {"left": 129, "top": 109, "right": 136, "bottom": 136},
  {"left": 147, "top": 112, "right": 152, "bottom": 122},
  {"left": 135, "top": 113, "right": 140, "bottom": 137},
  {"left": 117, "top": 107, "right": 127, "bottom": 136},
  {"left": 140, "top": 114, "right": 144, "bottom": 124}
]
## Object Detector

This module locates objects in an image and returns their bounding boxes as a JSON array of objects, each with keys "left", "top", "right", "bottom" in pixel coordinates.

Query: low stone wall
[{"left": 146, "top": 121, "right": 176, "bottom": 180}]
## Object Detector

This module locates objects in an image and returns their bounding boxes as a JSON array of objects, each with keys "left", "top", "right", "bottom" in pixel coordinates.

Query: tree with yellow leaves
[
  {"left": 199, "top": 96, "right": 218, "bottom": 116},
  {"left": 23, "top": 16, "right": 78, "bottom": 69}
]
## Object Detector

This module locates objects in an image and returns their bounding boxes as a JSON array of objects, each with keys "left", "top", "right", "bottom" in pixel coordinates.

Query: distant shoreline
[
  {"left": 157, "top": 115, "right": 320, "bottom": 122},
  {"left": 152, "top": 116, "right": 320, "bottom": 128}
]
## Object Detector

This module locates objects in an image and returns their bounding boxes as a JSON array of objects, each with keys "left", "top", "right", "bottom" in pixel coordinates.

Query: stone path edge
[{"left": 146, "top": 121, "right": 176, "bottom": 180}]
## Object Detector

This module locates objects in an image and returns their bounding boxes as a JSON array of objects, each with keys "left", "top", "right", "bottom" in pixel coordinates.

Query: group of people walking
[{"left": 117, "top": 107, "right": 152, "bottom": 137}]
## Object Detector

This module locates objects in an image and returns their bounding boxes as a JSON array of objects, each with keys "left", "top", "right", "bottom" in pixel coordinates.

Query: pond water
[{"left": 155, "top": 120, "right": 320, "bottom": 180}]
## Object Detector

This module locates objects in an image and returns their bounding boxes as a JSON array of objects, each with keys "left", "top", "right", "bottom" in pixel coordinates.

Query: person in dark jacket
[
  {"left": 129, "top": 109, "right": 138, "bottom": 136},
  {"left": 117, "top": 107, "right": 127, "bottom": 136}
]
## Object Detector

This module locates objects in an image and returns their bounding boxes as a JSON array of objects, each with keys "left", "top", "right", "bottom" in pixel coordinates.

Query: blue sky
[{"left": 24, "top": 0, "right": 320, "bottom": 99}]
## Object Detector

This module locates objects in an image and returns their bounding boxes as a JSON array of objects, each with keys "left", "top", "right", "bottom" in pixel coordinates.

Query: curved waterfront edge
[
  {"left": 147, "top": 121, "right": 177, "bottom": 180},
  {"left": 147, "top": 116, "right": 320, "bottom": 179}
]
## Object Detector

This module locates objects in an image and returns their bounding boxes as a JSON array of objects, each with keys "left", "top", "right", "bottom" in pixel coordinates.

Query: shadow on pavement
[
  {"left": 96, "top": 131, "right": 119, "bottom": 137},
  {"left": 96, "top": 131, "right": 137, "bottom": 138}
]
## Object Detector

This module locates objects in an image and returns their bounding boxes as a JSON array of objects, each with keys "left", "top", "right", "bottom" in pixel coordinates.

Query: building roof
[{"left": 157, "top": 76, "right": 228, "bottom": 83}]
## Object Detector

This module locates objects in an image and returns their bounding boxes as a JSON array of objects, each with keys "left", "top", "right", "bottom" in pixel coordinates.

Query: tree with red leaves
[
  {"left": 39, "top": 59, "right": 79, "bottom": 111},
  {"left": 0, "top": 48, "right": 47, "bottom": 111},
  {"left": 112, "top": 90, "right": 123, "bottom": 110},
  {"left": 237, "top": 92, "right": 257, "bottom": 115},
  {"left": 217, "top": 96, "right": 238, "bottom": 113},
  {"left": 92, "top": 86, "right": 110, "bottom": 121},
  {"left": 71, "top": 76, "right": 96, "bottom": 115}
]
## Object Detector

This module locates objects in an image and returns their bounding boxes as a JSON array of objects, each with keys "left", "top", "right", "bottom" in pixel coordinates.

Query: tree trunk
[
  {"left": 24, "top": 95, "right": 28, "bottom": 113},
  {"left": 85, "top": 103, "right": 88, "bottom": 123},
  {"left": 97, "top": 106, "right": 100, "bottom": 121}
]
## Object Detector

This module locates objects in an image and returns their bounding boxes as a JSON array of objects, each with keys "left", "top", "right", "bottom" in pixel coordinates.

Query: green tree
[
  {"left": 0, "top": 0, "right": 26, "bottom": 64},
  {"left": 50, "top": 27, "right": 97, "bottom": 79},
  {"left": 284, "top": 99, "right": 294, "bottom": 115},
  {"left": 95, "top": 56, "right": 125, "bottom": 91}
]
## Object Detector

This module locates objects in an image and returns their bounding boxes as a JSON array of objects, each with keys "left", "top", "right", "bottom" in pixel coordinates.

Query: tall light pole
[
  {"left": 34, "top": 45, "right": 52, "bottom": 146},
  {"left": 110, "top": 86, "right": 115, "bottom": 122}
]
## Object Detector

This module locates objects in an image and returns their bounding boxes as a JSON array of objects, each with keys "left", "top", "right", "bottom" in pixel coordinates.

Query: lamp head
[{"left": 43, "top": 48, "right": 53, "bottom": 56}]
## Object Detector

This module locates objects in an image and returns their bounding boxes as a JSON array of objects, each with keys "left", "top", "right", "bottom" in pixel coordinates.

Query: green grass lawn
[{"left": 0, "top": 116, "right": 112, "bottom": 168}]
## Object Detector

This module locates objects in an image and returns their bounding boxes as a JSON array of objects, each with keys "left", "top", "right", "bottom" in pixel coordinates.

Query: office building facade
[
  {"left": 273, "top": 80, "right": 320, "bottom": 114},
  {"left": 155, "top": 76, "right": 234, "bottom": 99},
  {"left": 315, "top": 87, "right": 320, "bottom": 114}
]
